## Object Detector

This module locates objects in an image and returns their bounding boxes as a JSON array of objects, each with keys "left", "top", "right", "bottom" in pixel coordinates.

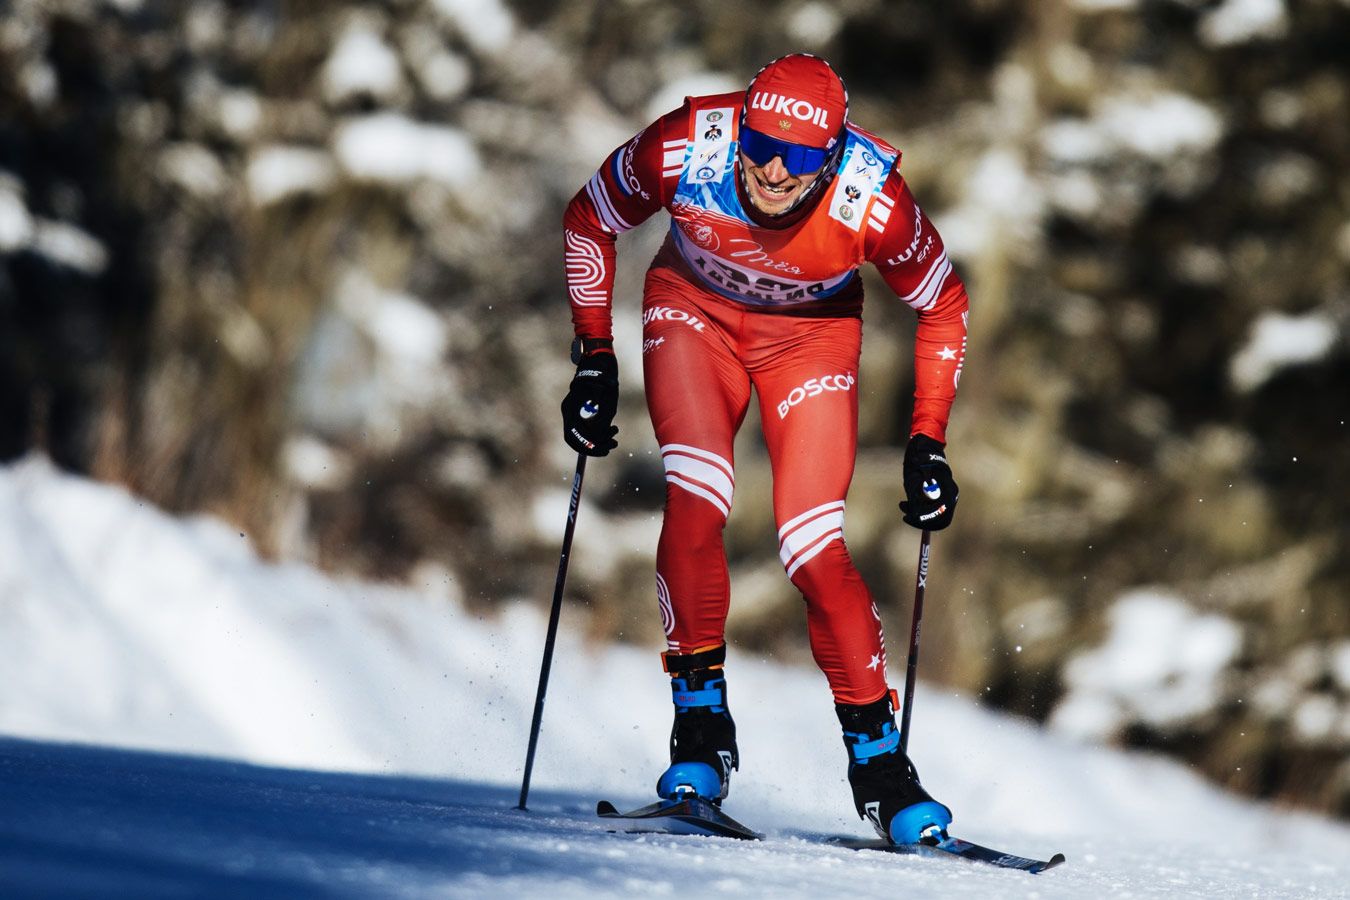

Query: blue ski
[
  {"left": 596, "top": 800, "right": 1063, "bottom": 872},
  {"left": 830, "top": 833, "right": 1066, "bottom": 873}
]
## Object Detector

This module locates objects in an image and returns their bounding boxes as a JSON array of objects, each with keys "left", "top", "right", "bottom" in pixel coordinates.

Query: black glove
[
  {"left": 900, "top": 433, "right": 958, "bottom": 530},
  {"left": 561, "top": 348, "right": 619, "bottom": 456}
]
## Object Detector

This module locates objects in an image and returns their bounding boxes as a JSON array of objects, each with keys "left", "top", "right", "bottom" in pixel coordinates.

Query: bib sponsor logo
[
  {"left": 642, "top": 336, "right": 665, "bottom": 355},
  {"left": 681, "top": 219, "right": 720, "bottom": 251},
  {"left": 750, "top": 91, "right": 833, "bottom": 129},
  {"left": 777, "top": 372, "right": 856, "bottom": 419},
  {"left": 688, "top": 252, "right": 844, "bottom": 305},
  {"left": 726, "top": 238, "right": 803, "bottom": 275},
  {"left": 643, "top": 306, "right": 707, "bottom": 332}
]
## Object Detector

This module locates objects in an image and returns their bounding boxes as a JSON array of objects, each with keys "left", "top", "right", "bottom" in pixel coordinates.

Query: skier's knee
[
  {"left": 661, "top": 444, "right": 734, "bottom": 524},
  {"left": 783, "top": 536, "right": 856, "bottom": 598},
  {"left": 663, "top": 481, "right": 732, "bottom": 547}
]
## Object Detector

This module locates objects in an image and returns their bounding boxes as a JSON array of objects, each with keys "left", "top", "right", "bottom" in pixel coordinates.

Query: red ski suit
[{"left": 563, "top": 93, "right": 969, "bottom": 704}]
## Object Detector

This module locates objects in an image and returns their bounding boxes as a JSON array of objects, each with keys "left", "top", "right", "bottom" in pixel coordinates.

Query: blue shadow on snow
[{"left": 0, "top": 734, "right": 615, "bottom": 898}]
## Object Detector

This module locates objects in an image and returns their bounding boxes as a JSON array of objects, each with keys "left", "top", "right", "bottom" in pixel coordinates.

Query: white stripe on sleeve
[
  {"left": 900, "top": 252, "right": 952, "bottom": 311},
  {"left": 585, "top": 172, "right": 633, "bottom": 233}
]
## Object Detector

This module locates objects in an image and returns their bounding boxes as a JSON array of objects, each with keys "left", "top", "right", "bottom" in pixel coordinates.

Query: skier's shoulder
[
  {"left": 836, "top": 121, "right": 905, "bottom": 205},
  {"left": 684, "top": 90, "right": 745, "bottom": 113},
  {"left": 673, "top": 91, "right": 745, "bottom": 138},
  {"left": 644, "top": 92, "right": 741, "bottom": 150},
  {"left": 843, "top": 120, "right": 900, "bottom": 161}
]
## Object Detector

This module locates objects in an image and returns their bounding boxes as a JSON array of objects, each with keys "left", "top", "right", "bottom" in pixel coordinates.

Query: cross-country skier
[{"left": 559, "top": 53, "right": 967, "bottom": 844}]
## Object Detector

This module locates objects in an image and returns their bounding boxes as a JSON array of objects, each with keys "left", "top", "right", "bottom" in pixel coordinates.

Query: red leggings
[{"left": 642, "top": 265, "right": 889, "bottom": 705}]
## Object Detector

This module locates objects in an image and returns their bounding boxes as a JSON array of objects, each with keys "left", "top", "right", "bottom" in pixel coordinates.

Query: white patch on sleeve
[
  {"left": 688, "top": 107, "right": 734, "bottom": 185},
  {"left": 829, "top": 142, "right": 888, "bottom": 232}
]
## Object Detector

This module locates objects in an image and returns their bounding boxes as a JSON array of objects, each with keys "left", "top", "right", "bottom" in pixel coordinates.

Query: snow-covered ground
[{"left": 1, "top": 456, "right": 1347, "bottom": 897}]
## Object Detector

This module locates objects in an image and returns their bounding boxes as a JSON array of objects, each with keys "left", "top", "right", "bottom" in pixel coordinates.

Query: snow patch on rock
[
  {"left": 1199, "top": 0, "right": 1288, "bottom": 46},
  {"left": 247, "top": 145, "right": 338, "bottom": 206},
  {"left": 333, "top": 113, "right": 480, "bottom": 190},
  {"left": 1052, "top": 590, "right": 1243, "bottom": 740},
  {"left": 1230, "top": 311, "right": 1339, "bottom": 392},
  {"left": 322, "top": 17, "right": 405, "bottom": 105}
]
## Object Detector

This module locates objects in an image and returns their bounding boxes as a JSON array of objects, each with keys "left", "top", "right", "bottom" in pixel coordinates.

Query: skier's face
[{"left": 739, "top": 152, "right": 821, "bottom": 216}]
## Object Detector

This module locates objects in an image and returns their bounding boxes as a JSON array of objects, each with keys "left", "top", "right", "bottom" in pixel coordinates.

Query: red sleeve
[
  {"left": 866, "top": 171, "right": 970, "bottom": 444},
  {"left": 562, "top": 105, "right": 687, "bottom": 340}
]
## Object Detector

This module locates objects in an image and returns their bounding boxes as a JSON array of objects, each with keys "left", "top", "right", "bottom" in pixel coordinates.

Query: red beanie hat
[{"left": 743, "top": 54, "right": 849, "bottom": 150}]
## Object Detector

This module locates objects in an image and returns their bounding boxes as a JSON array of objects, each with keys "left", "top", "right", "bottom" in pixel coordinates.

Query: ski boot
[
  {"left": 655, "top": 644, "right": 738, "bottom": 803},
  {"left": 837, "top": 692, "right": 952, "bottom": 844}
]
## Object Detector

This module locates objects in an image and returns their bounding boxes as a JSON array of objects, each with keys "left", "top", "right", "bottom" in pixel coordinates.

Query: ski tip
[
  {"left": 1026, "top": 852, "right": 1067, "bottom": 874},
  {"left": 596, "top": 800, "right": 620, "bottom": 817}
]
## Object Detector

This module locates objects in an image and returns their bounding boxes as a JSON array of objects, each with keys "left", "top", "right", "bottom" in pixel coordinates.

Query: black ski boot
[
  {"left": 656, "top": 645, "right": 738, "bottom": 803},
  {"left": 837, "top": 693, "right": 952, "bottom": 843}
]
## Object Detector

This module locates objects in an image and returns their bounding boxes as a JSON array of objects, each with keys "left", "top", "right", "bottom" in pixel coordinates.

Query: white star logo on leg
[
  {"left": 938, "top": 346, "right": 958, "bottom": 361},
  {"left": 867, "top": 653, "right": 882, "bottom": 671}
]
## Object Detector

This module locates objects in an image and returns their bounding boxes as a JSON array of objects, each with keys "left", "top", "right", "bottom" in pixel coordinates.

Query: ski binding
[{"left": 596, "top": 797, "right": 762, "bottom": 841}]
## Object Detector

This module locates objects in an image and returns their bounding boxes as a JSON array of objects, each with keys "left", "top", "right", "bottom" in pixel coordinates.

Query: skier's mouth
[{"left": 745, "top": 167, "right": 803, "bottom": 210}]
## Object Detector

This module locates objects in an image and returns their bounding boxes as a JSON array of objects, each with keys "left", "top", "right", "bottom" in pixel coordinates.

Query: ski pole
[
  {"left": 898, "top": 529, "right": 932, "bottom": 755},
  {"left": 517, "top": 452, "right": 588, "bottom": 811}
]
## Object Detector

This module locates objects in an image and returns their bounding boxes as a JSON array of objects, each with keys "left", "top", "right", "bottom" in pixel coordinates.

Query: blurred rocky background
[{"left": 0, "top": 0, "right": 1346, "bottom": 816}]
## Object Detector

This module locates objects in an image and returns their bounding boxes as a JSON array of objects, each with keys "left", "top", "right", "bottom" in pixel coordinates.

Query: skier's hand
[
  {"left": 900, "top": 433, "right": 958, "bottom": 530},
  {"left": 561, "top": 350, "right": 619, "bottom": 456}
]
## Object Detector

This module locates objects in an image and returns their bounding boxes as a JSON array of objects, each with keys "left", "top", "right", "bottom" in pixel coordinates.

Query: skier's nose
[{"left": 762, "top": 156, "right": 791, "bottom": 183}]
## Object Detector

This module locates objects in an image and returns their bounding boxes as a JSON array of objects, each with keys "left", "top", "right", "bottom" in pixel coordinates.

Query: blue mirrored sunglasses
[{"left": 738, "top": 127, "right": 832, "bottom": 176}]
